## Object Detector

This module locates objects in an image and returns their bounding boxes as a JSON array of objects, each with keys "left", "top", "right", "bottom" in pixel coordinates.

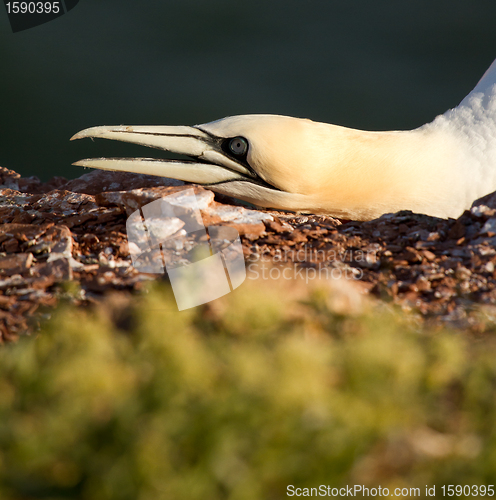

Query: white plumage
[{"left": 72, "top": 58, "right": 496, "bottom": 221}]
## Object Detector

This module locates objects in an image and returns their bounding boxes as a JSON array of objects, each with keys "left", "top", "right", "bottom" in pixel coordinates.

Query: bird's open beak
[
  {"left": 70, "top": 122, "right": 317, "bottom": 213},
  {"left": 70, "top": 125, "right": 256, "bottom": 185}
]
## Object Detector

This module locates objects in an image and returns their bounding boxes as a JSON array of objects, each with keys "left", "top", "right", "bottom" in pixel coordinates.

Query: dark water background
[{"left": 1, "top": 0, "right": 496, "bottom": 180}]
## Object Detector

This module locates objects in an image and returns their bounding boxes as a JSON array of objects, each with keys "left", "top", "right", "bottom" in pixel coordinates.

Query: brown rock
[
  {"left": 95, "top": 185, "right": 211, "bottom": 214},
  {"left": 422, "top": 250, "right": 436, "bottom": 261},
  {"left": 62, "top": 213, "right": 98, "bottom": 228},
  {"left": 398, "top": 247, "right": 422, "bottom": 263},
  {"left": 61, "top": 169, "right": 184, "bottom": 195},
  {"left": 17, "top": 175, "right": 68, "bottom": 194},
  {"left": 448, "top": 220, "right": 466, "bottom": 239},
  {"left": 0, "top": 167, "right": 21, "bottom": 186},
  {"left": 472, "top": 191, "right": 496, "bottom": 211},
  {"left": 0, "top": 274, "right": 30, "bottom": 291},
  {"left": 3, "top": 238, "right": 19, "bottom": 253},
  {"left": 4, "top": 163, "right": 496, "bottom": 339},
  {"left": 264, "top": 219, "right": 293, "bottom": 233},
  {"left": 0, "top": 295, "right": 15, "bottom": 310},
  {"left": 415, "top": 276, "right": 432, "bottom": 292},
  {"left": 28, "top": 225, "right": 74, "bottom": 258},
  {"left": 31, "top": 190, "right": 99, "bottom": 215},
  {"left": 0, "top": 223, "right": 50, "bottom": 245},
  {"left": 34, "top": 258, "right": 72, "bottom": 282},
  {"left": 219, "top": 222, "right": 266, "bottom": 237},
  {"left": 0, "top": 253, "right": 33, "bottom": 276},
  {"left": 80, "top": 233, "right": 100, "bottom": 246},
  {"left": 288, "top": 232, "right": 308, "bottom": 243}
]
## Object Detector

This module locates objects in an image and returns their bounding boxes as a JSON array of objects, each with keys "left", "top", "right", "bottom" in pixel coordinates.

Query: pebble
[{"left": 2, "top": 165, "right": 496, "bottom": 339}]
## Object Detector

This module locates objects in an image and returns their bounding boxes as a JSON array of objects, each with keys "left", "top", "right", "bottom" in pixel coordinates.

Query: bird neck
[
  {"left": 307, "top": 73, "right": 496, "bottom": 220},
  {"left": 303, "top": 124, "right": 463, "bottom": 219}
]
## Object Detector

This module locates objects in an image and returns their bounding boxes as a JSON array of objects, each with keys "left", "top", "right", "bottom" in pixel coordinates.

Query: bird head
[
  {"left": 71, "top": 114, "right": 338, "bottom": 212},
  {"left": 71, "top": 113, "right": 456, "bottom": 219}
]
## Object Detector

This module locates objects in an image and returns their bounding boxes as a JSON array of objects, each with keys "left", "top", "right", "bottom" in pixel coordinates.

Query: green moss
[{"left": 0, "top": 280, "right": 496, "bottom": 499}]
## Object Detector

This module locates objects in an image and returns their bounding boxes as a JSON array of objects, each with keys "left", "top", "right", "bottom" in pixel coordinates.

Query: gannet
[{"left": 72, "top": 58, "right": 496, "bottom": 221}]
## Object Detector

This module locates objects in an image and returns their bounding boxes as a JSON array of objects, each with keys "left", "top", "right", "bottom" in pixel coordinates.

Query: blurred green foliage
[{"left": 0, "top": 280, "right": 496, "bottom": 499}]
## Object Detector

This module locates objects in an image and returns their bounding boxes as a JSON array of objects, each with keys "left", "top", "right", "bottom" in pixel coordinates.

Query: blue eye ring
[{"left": 229, "top": 137, "right": 248, "bottom": 155}]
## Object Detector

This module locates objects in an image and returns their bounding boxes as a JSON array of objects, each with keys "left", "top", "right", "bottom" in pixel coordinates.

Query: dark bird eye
[{"left": 229, "top": 137, "right": 248, "bottom": 155}]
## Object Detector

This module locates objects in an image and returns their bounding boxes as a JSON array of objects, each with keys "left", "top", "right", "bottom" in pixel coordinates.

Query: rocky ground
[{"left": 1, "top": 166, "right": 496, "bottom": 341}]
